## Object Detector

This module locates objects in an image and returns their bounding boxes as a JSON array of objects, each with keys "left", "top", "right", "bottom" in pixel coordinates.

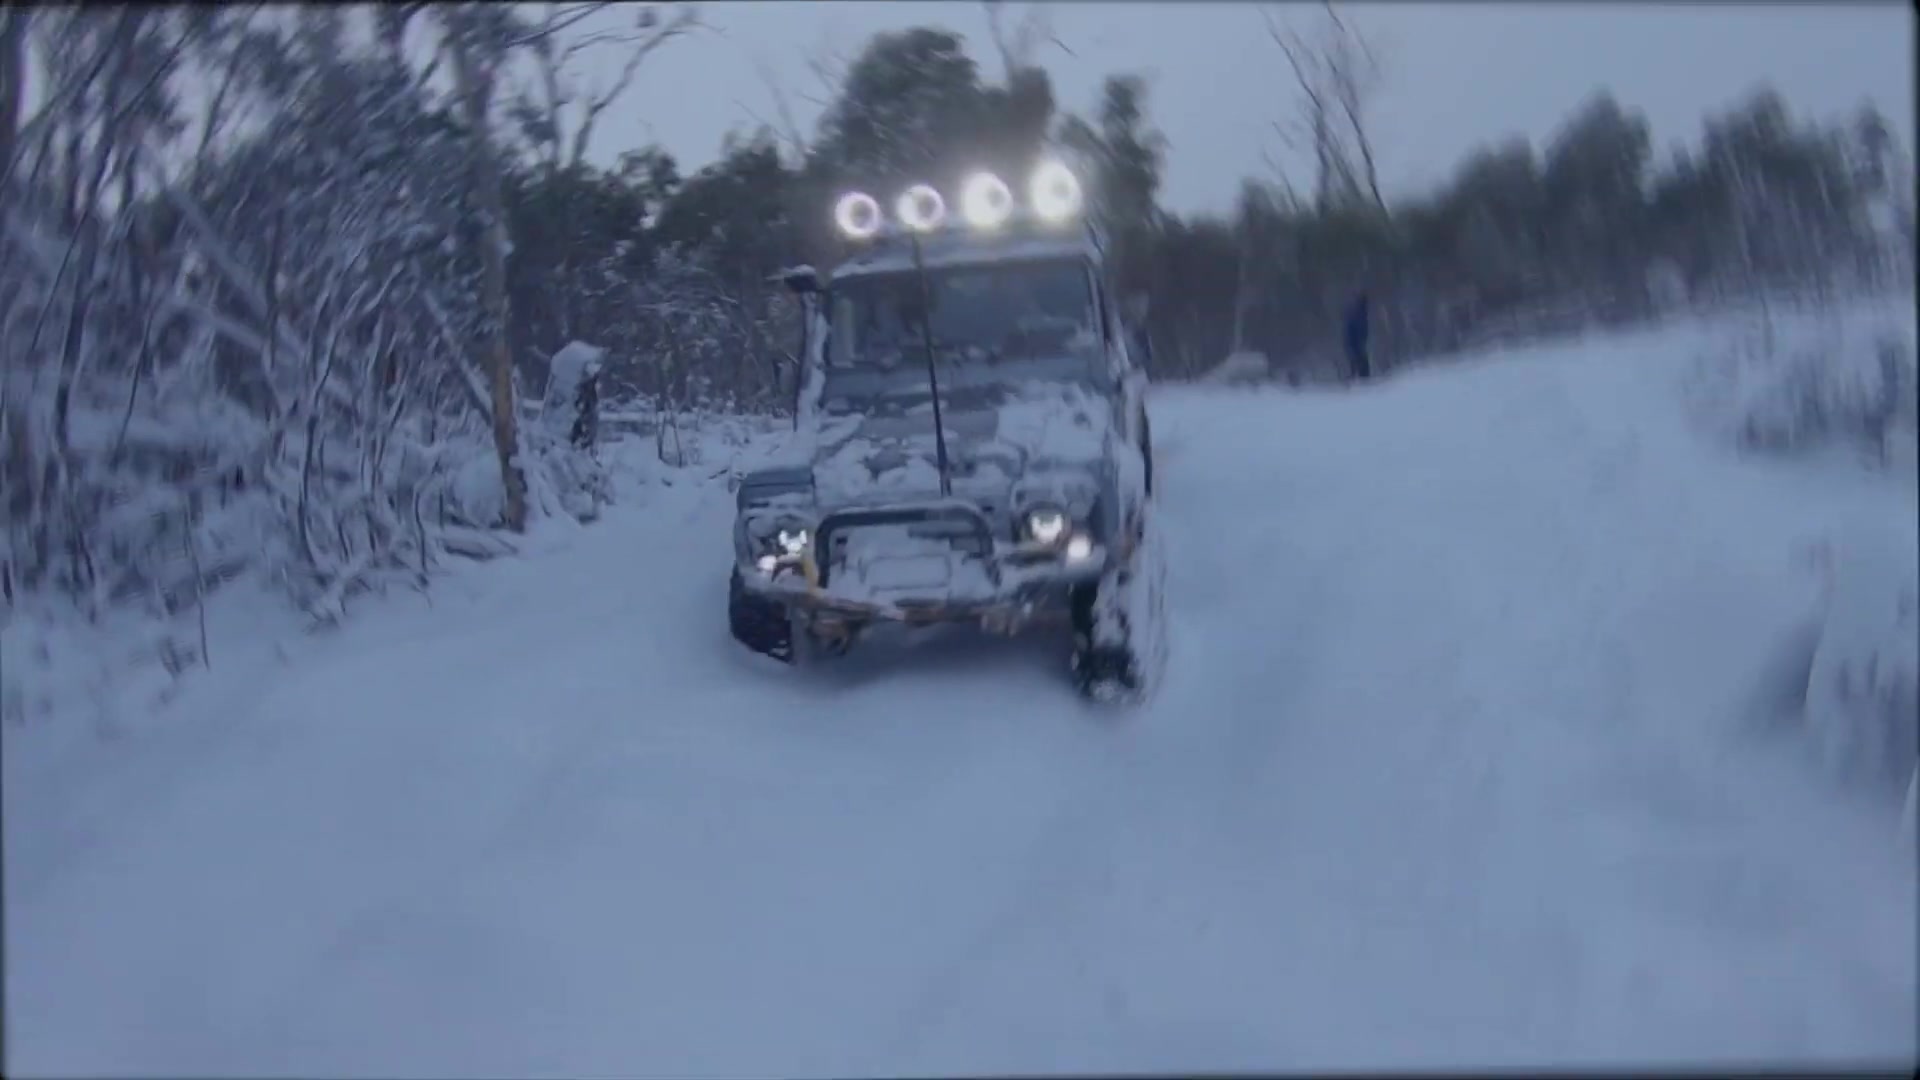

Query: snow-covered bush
[
  {"left": 1802, "top": 532, "right": 1919, "bottom": 803},
  {"left": 3, "top": 590, "right": 213, "bottom": 733},
  {"left": 573, "top": 247, "right": 800, "bottom": 419},
  {"left": 1203, "top": 350, "right": 1273, "bottom": 386},
  {"left": 0, "top": 12, "right": 611, "bottom": 635},
  {"left": 526, "top": 342, "right": 610, "bottom": 523},
  {"left": 1688, "top": 302, "right": 1917, "bottom": 468},
  {"left": 1690, "top": 302, "right": 1919, "bottom": 829}
]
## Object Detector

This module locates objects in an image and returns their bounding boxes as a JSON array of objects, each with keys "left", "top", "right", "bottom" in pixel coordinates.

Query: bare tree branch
[
  {"left": 565, "top": 4, "right": 700, "bottom": 168},
  {"left": 520, "top": 31, "right": 566, "bottom": 168},
  {"left": 799, "top": 37, "right": 848, "bottom": 111},
  {"left": 502, "top": 3, "right": 701, "bottom": 170},
  {"left": 983, "top": 2, "right": 1073, "bottom": 77},
  {"left": 501, "top": 2, "right": 606, "bottom": 51},
  {"left": 747, "top": 52, "right": 809, "bottom": 165},
  {"left": 1263, "top": 2, "right": 1384, "bottom": 215},
  {"left": 4, "top": 15, "right": 122, "bottom": 190},
  {"left": 191, "top": 4, "right": 265, "bottom": 170}
]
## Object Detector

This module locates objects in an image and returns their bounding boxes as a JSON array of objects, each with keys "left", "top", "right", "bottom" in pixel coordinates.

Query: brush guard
[{"left": 813, "top": 503, "right": 1002, "bottom": 591}]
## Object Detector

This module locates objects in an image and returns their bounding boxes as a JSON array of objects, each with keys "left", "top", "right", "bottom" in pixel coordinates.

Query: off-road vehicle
[{"left": 726, "top": 167, "right": 1161, "bottom": 700}]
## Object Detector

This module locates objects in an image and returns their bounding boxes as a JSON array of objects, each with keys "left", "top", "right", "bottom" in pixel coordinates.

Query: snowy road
[{"left": 7, "top": 321, "right": 1916, "bottom": 1076}]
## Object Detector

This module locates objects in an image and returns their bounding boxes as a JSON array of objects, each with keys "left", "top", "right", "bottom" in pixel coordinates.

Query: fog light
[
  {"left": 1065, "top": 534, "right": 1094, "bottom": 562},
  {"left": 756, "top": 555, "right": 779, "bottom": 574}
]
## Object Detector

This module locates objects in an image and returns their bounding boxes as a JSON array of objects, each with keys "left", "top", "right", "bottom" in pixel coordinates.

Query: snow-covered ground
[{"left": 5, "top": 304, "right": 1916, "bottom": 1077}]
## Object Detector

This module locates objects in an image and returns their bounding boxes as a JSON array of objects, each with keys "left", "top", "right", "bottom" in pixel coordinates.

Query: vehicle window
[{"left": 828, "top": 259, "right": 1097, "bottom": 370}]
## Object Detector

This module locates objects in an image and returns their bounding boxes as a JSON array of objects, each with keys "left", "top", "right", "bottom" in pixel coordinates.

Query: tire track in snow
[
  {"left": 869, "top": 409, "right": 1347, "bottom": 1070},
  {"left": 252, "top": 474, "right": 1150, "bottom": 1074},
  {"left": 225, "top": 486, "right": 755, "bottom": 1061}
]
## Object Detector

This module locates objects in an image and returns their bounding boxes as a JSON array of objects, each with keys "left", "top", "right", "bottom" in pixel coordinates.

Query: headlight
[
  {"left": 749, "top": 518, "right": 812, "bottom": 571},
  {"left": 1023, "top": 505, "right": 1069, "bottom": 546}
]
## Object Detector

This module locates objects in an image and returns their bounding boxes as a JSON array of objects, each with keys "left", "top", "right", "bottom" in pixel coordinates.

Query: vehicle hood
[{"left": 808, "top": 376, "right": 1113, "bottom": 505}]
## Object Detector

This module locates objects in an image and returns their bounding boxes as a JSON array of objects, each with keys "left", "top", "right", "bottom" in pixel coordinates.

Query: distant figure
[{"left": 1343, "top": 290, "right": 1372, "bottom": 381}]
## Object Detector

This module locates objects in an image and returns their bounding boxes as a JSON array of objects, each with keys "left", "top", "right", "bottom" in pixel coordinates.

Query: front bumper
[{"left": 738, "top": 500, "right": 1111, "bottom": 631}]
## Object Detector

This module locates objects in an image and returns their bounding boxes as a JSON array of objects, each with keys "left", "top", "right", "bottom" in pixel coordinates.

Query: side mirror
[{"left": 774, "top": 264, "right": 822, "bottom": 295}]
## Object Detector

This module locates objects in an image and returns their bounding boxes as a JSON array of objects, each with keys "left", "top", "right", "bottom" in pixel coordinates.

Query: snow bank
[
  {"left": 12, "top": 309, "right": 1919, "bottom": 1075},
  {"left": 1202, "top": 350, "right": 1273, "bottom": 386},
  {"left": 1, "top": 575, "right": 307, "bottom": 796},
  {"left": 1688, "top": 296, "right": 1919, "bottom": 818},
  {"left": 1687, "top": 298, "right": 1917, "bottom": 473},
  {"left": 3, "top": 403, "right": 793, "bottom": 756},
  {"left": 1803, "top": 530, "right": 1919, "bottom": 798}
]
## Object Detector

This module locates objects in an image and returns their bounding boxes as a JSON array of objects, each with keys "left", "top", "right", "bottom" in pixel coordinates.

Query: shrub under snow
[
  {"left": 1203, "top": 350, "right": 1274, "bottom": 386},
  {"left": 1802, "top": 532, "right": 1919, "bottom": 803},
  {"left": 1688, "top": 300, "right": 1917, "bottom": 472},
  {"left": 1693, "top": 299, "right": 1920, "bottom": 825}
]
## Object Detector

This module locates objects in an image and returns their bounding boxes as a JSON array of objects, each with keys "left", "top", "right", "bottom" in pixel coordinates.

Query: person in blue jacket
[{"left": 1343, "top": 289, "right": 1372, "bottom": 381}]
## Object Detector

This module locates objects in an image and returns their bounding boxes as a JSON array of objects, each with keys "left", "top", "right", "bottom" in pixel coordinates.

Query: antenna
[{"left": 907, "top": 232, "right": 954, "bottom": 498}]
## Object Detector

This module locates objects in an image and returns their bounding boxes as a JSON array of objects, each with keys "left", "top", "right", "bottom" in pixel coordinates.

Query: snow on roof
[{"left": 830, "top": 223, "right": 1101, "bottom": 283}]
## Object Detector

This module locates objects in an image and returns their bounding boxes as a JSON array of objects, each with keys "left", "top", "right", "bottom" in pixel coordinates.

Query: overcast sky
[{"left": 566, "top": 1, "right": 1913, "bottom": 216}]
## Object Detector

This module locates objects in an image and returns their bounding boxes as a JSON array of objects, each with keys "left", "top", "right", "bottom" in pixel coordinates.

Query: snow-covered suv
[{"left": 726, "top": 169, "right": 1161, "bottom": 700}]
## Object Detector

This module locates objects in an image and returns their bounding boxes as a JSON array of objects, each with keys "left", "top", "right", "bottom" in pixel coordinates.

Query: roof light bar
[
  {"left": 960, "top": 171, "right": 1015, "bottom": 230},
  {"left": 834, "top": 191, "right": 883, "bottom": 240},
  {"left": 831, "top": 165, "right": 1083, "bottom": 239},
  {"left": 1029, "top": 160, "right": 1083, "bottom": 223},
  {"left": 896, "top": 184, "right": 946, "bottom": 232}
]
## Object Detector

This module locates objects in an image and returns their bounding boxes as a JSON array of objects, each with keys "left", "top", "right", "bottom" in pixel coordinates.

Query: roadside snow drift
[{"left": 5, "top": 305, "right": 1916, "bottom": 1076}]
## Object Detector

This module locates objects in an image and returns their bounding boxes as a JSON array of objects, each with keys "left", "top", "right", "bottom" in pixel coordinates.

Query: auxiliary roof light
[
  {"left": 959, "top": 171, "right": 1015, "bottom": 230},
  {"left": 896, "top": 183, "right": 947, "bottom": 232},
  {"left": 834, "top": 191, "right": 883, "bottom": 240},
  {"left": 1029, "top": 160, "right": 1084, "bottom": 223},
  {"left": 835, "top": 166, "right": 1084, "bottom": 239}
]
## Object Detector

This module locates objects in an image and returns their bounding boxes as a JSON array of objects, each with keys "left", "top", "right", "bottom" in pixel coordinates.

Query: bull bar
[{"left": 745, "top": 499, "right": 1109, "bottom": 631}]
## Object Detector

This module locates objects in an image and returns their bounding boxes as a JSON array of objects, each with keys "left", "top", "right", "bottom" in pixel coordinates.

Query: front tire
[
  {"left": 1068, "top": 502, "right": 1166, "bottom": 703},
  {"left": 1069, "top": 514, "right": 1147, "bottom": 701},
  {"left": 728, "top": 567, "right": 794, "bottom": 664},
  {"left": 1069, "top": 576, "right": 1143, "bottom": 700}
]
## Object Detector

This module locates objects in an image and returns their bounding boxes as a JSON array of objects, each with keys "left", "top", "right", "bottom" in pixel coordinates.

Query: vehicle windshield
[{"left": 828, "top": 258, "right": 1099, "bottom": 372}]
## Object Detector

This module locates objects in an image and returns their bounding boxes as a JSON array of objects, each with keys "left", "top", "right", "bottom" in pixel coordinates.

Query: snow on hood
[
  {"left": 808, "top": 374, "right": 1113, "bottom": 505},
  {"left": 830, "top": 230, "right": 1099, "bottom": 283}
]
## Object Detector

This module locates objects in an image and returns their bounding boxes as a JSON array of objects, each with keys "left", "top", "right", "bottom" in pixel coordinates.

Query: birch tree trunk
[{"left": 445, "top": 8, "right": 527, "bottom": 532}]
